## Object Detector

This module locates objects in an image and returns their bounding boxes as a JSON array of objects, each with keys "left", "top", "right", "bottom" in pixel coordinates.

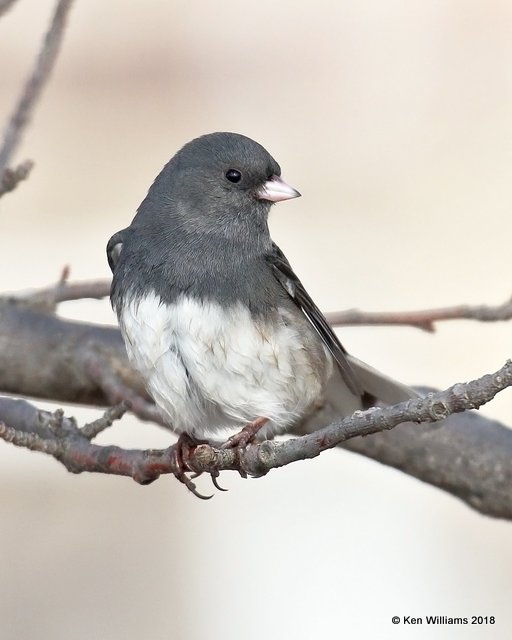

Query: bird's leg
[
  {"left": 222, "top": 417, "right": 268, "bottom": 449},
  {"left": 170, "top": 432, "right": 229, "bottom": 497},
  {"left": 170, "top": 432, "right": 214, "bottom": 500},
  {"left": 221, "top": 417, "right": 269, "bottom": 477}
]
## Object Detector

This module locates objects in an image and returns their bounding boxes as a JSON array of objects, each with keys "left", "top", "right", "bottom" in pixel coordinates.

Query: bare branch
[
  {"left": 0, "top": 398, "right": 175, "bottom": 484},
  {"left": 12, "top": 273, "right": 111, "bottom": 312},
  {"left": 0, "top": 160, "right": 34, "bottom": 198},
  {"left": 12, "top": 276, "right": 512, "bottom": 335},
  {"left": 325, "top": 297, "right": 512, "bottom": 332},
  {"left": 243, "top": 361, "right": 512, "bottom": 470},
  {"left": 2, "top": 295, "right": 512, "bottom": 516},
  {"left": 0, "top": 0, "right": 75, "bottom": 175},
  {"left": 0, "top": 302, "right": 144, "bottom": 405},
  {"left": 26, "top": 277, "right": 111, "bottom": 309},
  {"left": 83, "top": 353, "right": 166, "bottom": 427},
  {"left": 81, "top": 403, "right": 127, "bottom": 439},
  {"left": 0, "top": 0, "right": 21, "bottom": 18},
  {"left": 1, "top": 362, "right": 512, "bottom": 517},
  {"left": 338, "top": 408, "right": 512, "bottom": 520},
  {"left": 0, "top": 302, "right": 166, "bottom": 426},
  {"left": 49, "top": 278, "right": 111, "bottom": 304}
]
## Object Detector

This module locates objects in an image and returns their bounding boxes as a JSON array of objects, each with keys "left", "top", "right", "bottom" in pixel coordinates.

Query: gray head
[
  {"left": 132, "top": 132, "right": 300, "bottom": 241},
  {"left": 108, "top": 132, "right": 300, "bottom": 311}
]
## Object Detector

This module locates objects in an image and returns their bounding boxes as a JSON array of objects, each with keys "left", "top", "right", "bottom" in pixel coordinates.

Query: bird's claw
[
  {"left": 170, "top": 433, "right": 213, "bottom": 500},
  {"left": 170, "top": 433, "right": 232, "bottom": 497},
  {"left": 210, "top": 470, "right": 228, "bottom": 492},
  {"left": 171, "top": 421, "right": 267, "bottom": 495}
]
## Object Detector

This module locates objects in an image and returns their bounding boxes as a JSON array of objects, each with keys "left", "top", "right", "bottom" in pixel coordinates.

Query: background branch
[
  {"left": 0, "top": 0, "right": 20, "bottom": 18},
  {"left": 0, "top": 0, "right": 75, "bottom": 178},
  {"left": 0, "top": 159, "right": 33, "bottom": 198},
  {"left": 338, "top": 410, "right": 512, "bottom": 520},
  {"left": 324, "top": 297, "right": 512, "bottom": 332},
  {"left": 26, "top": 277, "right": 111, "bottom": 309},
  {"left": 14, "top": 275, "right": 512, "bottom": 333},
  {"left": 0, "top": 301, "right": 161, "bottom": 426}
]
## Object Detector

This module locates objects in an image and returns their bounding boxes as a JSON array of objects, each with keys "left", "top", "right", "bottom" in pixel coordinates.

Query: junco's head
[{"left": 135, "top": 132, "right": 300, "bottom": 239}]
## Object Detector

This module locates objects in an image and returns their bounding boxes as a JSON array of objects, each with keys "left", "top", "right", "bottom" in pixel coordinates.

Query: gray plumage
[
  {"left": 108, "top": 132, "right": 417, "bottom": 439},
  {"left": 111, "top": 133, "right": 281, "bottom": 312}
]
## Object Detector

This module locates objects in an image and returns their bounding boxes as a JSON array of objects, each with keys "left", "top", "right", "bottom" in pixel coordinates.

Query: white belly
[{"left": 118, "top": 292, "right": 331, "bottom": 438}]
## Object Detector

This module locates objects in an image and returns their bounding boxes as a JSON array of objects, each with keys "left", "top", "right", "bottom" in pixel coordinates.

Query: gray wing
[{"left": 266, "top": 242, "right": 363, "bottom": 397}]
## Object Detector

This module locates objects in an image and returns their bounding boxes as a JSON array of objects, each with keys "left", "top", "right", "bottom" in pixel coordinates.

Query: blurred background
[{"left": 1, "top": 1, "right": 511, "bottom": 638}]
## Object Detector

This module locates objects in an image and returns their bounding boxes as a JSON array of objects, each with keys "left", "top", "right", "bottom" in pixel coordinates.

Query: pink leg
[
  {"left": 221, "top": 417, "right": 269, "bottom": 477},
  {"left": 221, "top": 417, "right": 269, "bottom": 450}
]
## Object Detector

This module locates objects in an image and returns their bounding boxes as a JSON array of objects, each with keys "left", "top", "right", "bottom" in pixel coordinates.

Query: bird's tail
[
  {"left": 295, "top": 356, "right": 420, "bottom": 434},
  {"left": 346, "top": 354, "right": 420, "bottom": 408}
]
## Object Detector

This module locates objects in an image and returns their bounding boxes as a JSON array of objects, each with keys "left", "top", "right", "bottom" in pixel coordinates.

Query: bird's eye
[{"left": 225, "top": 169, "right": 242, "bottom": 183}]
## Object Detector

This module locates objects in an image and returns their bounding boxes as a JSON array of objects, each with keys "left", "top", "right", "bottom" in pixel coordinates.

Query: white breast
[{"left": 118, "top": 292, "right": 331, "bottom": 438}]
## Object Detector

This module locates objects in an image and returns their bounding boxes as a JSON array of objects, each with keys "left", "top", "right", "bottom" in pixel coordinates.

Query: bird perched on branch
[{"left": 107, "top": 132, "right": 416, "bottom": 497}]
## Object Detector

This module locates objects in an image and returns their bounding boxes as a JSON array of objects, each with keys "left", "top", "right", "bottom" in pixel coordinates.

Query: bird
[{"left": 107, "top": 132, "right": 417, "bottom": 496}]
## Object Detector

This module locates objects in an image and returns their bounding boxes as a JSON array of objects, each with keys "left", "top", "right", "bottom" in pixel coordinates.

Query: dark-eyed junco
[{"left": 108, "top": 132, "right": 417, "bottom": 495}]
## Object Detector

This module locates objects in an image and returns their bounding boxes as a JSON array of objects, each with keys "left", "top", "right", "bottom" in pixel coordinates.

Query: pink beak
[{"left": 255, "top": 175, "right": 301, "bottom": 203}]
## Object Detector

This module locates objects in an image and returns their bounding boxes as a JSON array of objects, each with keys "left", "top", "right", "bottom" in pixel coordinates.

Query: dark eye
[{"left": 225, "top": 169, "right": 242, "bottom": 183}]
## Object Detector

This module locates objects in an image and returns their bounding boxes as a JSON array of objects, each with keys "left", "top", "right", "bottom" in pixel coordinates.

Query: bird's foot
[
  {"left": 170, "top": 432, "right": 228, "bottom": 499},
  {"left": 221, "top": 417, "right": 268, "bottom": 478}
]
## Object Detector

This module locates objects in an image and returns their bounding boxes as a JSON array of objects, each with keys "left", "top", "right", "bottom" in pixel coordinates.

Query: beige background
[{"left": 1, "top": 1, "right": 511, "bottom": 638}]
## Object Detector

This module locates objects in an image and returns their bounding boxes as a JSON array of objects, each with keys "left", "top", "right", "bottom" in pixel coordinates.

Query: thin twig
[
  {"left": 57, "top": 279, "right": 111, "bottom": 302},
  {"left": 5, "top": 272, "right": 110, "bottom": 312},
  {"left": 325, "top": 297, "right": 512, "bottom": 332},
  {"left": 0, "top": 160, "right": 34, "bottom": 198},
  {"left": 0, "top": 0, "right": 20, "bottom": 18},
  {"left": 83, "top": 353, "right": 166, "bottom": 427},
  {"left": 11, "top": 277, "right": 512, "bottom": 336},
  {"left": 0, "top": 421, "right": 62, "bottom": 455},
  {"left": 81, "top": 403, "right": 127, "bottom": 439},
  {"left": 37, "top": 278, "right": 111, "bottom": 305},
  {"left": 0, "top": 0, "right": 75, "bottom": 175}
]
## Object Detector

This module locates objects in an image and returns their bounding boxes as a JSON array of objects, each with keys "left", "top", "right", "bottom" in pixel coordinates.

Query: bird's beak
[{"left": 255, "top": 175, "right": 301, "bottom": 202}]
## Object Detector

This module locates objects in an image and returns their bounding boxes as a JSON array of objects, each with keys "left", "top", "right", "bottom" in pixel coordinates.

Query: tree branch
[
  {"left": 1, "top": 339, "right": 512, "bottom": 516},
  {"left": 338, "top": 409, "right": 512, "bottom": 519},
  {"left": 83, "top": 352, "right": 166, "bottom": 426},
  {"left": 0, "top": 0, "right": 21, "bottom": 19},
  {"left": 0, "top": 0, "right": 75, "bottom": 176},
  {"left": 324, "top": 297, "right": 512, "bottom": 332},
  {"left": 0, "top": 159, "right": 34, "bottom": 198},
  {"left": 14, "top": 276, "right": 512, "bottom": 333},
  {"left": 0, "top": 301, "right": 162, "bottom": 423},
  {"left": 2, "top": 292, "right": 512, "bottom": 515},
  {"left": 15, "top": 275, "right": 111, "bottom": 311}
]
